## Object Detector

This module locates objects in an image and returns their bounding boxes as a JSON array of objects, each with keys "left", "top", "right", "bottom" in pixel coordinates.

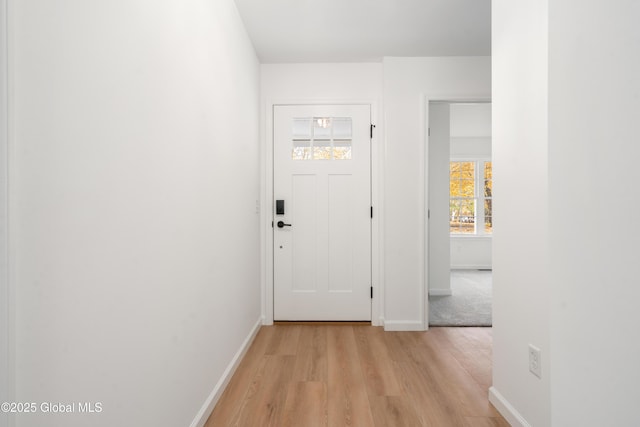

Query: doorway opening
[{"left": 427, "top": 101, "right": 492, "bottom": 326}]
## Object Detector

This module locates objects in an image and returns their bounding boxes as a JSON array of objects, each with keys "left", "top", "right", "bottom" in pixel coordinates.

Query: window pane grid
[
  {"left": 449, "top": 161, "right": 476, "bottom": 233},
  {"left": 449, "top": 160, "right": 492, "bottom": 235},
  {"left": 291, "top": 117, "right": 352, "bottom": 160},
  {"left": 484, "top": 161, "right": 492, "bottom": 233}
]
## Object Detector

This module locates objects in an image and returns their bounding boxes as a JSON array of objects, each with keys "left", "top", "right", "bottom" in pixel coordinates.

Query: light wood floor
[{"left": 205, "top": 324, "right": 508, "bottom": 427}]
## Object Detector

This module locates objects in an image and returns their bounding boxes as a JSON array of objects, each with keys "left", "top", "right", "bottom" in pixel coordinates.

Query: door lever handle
[{"left": 277, "top": 221, "right": 292, "bottom": 228}]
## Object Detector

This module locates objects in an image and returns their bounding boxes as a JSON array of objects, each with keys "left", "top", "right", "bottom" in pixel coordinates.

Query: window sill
[{"left": 450, "top": 234, "right": 492, "bottom": 239}]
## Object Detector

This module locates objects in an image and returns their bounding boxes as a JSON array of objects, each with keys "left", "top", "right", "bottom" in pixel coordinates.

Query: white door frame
[
  {"left": 262, "top": 99, "right": 382, "bottom": 326},
  {"left": 421, "top": 94, "right": 491, "bottom": 329}
]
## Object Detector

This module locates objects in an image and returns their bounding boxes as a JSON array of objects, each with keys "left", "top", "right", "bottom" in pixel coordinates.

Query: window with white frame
[{"left": 450, "top": 160, "right": 492, "bottom": 235}]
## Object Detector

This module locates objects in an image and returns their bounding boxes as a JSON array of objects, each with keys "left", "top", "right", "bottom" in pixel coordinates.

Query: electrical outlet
[{"left": 529, "top": 344, "right": 542, "bottom": 378}]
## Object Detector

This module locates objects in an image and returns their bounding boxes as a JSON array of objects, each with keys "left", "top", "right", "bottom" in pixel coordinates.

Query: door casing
[
  {"left": 422, "top": 94, "right": 491, "bottom": 330},
  {"left": 262, "top": 100, "right": 381, "bottom": 326}
]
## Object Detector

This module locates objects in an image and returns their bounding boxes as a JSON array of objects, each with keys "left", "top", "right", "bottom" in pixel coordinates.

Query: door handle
[{"left": 277, "top": 221, "right": 292, "bottom": 228}]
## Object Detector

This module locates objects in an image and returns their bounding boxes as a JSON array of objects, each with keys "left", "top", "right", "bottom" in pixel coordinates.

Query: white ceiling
[{"left": 233, "top": 0, "right": 491, "bottom": 63}]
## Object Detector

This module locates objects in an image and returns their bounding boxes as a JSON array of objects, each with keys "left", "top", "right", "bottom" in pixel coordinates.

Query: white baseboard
[
  {"left": 383, "top": 320, "right": 426, "bottom": 331},
  {"left": 429, "top": 289, "right": 453, "bottom": 296},
  {"left": 189, "top": 318, "right": 262, "bottom": 427},
  {"left": 488, "top": 387, "right": 531, "bottom": 427}
]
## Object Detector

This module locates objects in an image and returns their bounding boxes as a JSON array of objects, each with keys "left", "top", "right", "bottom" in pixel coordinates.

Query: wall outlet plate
[{"left": 529, "top": 344, "right": 542, "bottom": 378}]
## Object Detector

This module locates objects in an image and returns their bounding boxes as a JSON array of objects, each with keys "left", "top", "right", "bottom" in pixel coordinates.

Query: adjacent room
[{"left": 428, "top": 102, "right": 493, "bottom": 327}]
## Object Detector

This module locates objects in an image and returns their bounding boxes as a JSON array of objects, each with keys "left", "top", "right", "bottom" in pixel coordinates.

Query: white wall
[
  {"left": 449, "top": 103, "right": 492, "bottom": 270},
  {"left": 548, "top": 1, "right": 640, "bottom": 425},
  {"left": 491, "top": 1, "right": 550, "bottom": 426},
  {"left": 493, "top": 2, "right": 640, "bottom": 426},
  {"left": 261, "top": 63, "right": 383, "bottom": 103},
  {"left": 450, "top": 137, "right": 492, "bottom": 158},
  {"left": 450, "top": 237, "right": 491, "bottom": 269},
  {"left": 450, "top": 102, "right": 492, "bottom": 137},
  {"left": 382, "top": 57, "right": 490, "bottom": 329},
  {"left": 450, "top": 102, "right": 492, "bottom": 158},
  {"left": 260, "top": 63, "right": 383, "bottom": 324},
  {"left": 428, "top": 103, "right": 451, "bottom": 295},
  {"left": 1, "top": 0, "right": 10, "bottom": 424},
  {"left": 10, "top": 1, "right": 260, "bottom": 426}
]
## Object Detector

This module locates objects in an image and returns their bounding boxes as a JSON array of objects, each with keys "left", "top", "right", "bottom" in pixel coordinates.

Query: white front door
[{"left": 273, "top": 105, "right": 371, "bottom": 321}]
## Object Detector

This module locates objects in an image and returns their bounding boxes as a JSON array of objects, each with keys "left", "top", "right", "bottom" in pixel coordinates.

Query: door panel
[
  {"left": 292, "top": 174, "right": 317, "bottom": 292},
  {"left": 328, "top": 174, "right": 353, "bottom": 292},
  {"left": 274, "top": 105, "right": 371, "bottom": 321}
]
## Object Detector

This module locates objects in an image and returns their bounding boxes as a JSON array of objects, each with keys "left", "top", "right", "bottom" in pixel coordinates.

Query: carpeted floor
[{"left": 429, "top": 269, "right": 492, "bottom": 326}]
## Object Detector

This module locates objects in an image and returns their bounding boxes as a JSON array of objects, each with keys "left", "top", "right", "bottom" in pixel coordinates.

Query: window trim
[{"left": 449, "top": 156, "right": 492, "bottom": 237}]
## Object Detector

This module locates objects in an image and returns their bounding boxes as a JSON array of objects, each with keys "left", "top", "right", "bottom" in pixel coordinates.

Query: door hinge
[
  {"left": 428, "top": 127, "right": 430, "bottom": 136},
  {"left": 370, "top": 206, "right": 373, "bottom": 218},
  {"left": 370, "top": 124, "right": 376, "bottom": 139},
  {"left": 271, "top": 220, "right": 274, "bottom": 228},
  {"left": 370, "top": 286, "right": 373, "bottom": 299},
  {"left": 428, "top": 209, "right": 430, "bottom": 219}
]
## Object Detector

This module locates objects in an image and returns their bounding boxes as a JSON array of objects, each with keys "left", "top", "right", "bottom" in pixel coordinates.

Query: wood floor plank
[
  {"left": 204, "top": 327, "right": 275, "bottom": 426},
  {"left": 291, "top": 325, "right": 328, "bottom": 382},
  {"left": 428, "top": 327, "right": 493, "bottom": 390},
  {"left": 463, "top": 416, "right": 512, "bottom": 427},
  {"left": 265, "top": 324, "right": 301, "bottom": 355},
  {"left": 456, "top": 327, "right": 494, "bottom": 387},
  {"left": 353, "top": 325, "right": 402, "bottom": 397},
  {"left": 206, "top": 325, "right": 507, "bottom": 427},
  {"left": 380, "top": 331, "right": 422, "bottom": 363},
  {"left": 460, "top": 327, "right": 493, "bottom": 354},
  {"left": 327, "top": 326, "right": 376, "bottom": 427},
  {"left": 415, "top": 331, "right": 501, "bottom": 418},
  {"left": 394, "top": 349, "right": 467, "bottom": 426},
  {"left": 226, "top": 355, "right": 295, "bottom": 427},
  {"left": 443, "top": 327, "right": 493, "bottom": 362},
  {"left": 281, "top": 381, "right": 328, "bottom": 427},
  {"left": 369, "top": 395, "right": 425, "bottom": 427}
]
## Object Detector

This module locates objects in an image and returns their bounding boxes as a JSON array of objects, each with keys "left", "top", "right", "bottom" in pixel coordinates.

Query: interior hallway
[{"left": 205, "top": 324, "right": 507, "bottom": 427}]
